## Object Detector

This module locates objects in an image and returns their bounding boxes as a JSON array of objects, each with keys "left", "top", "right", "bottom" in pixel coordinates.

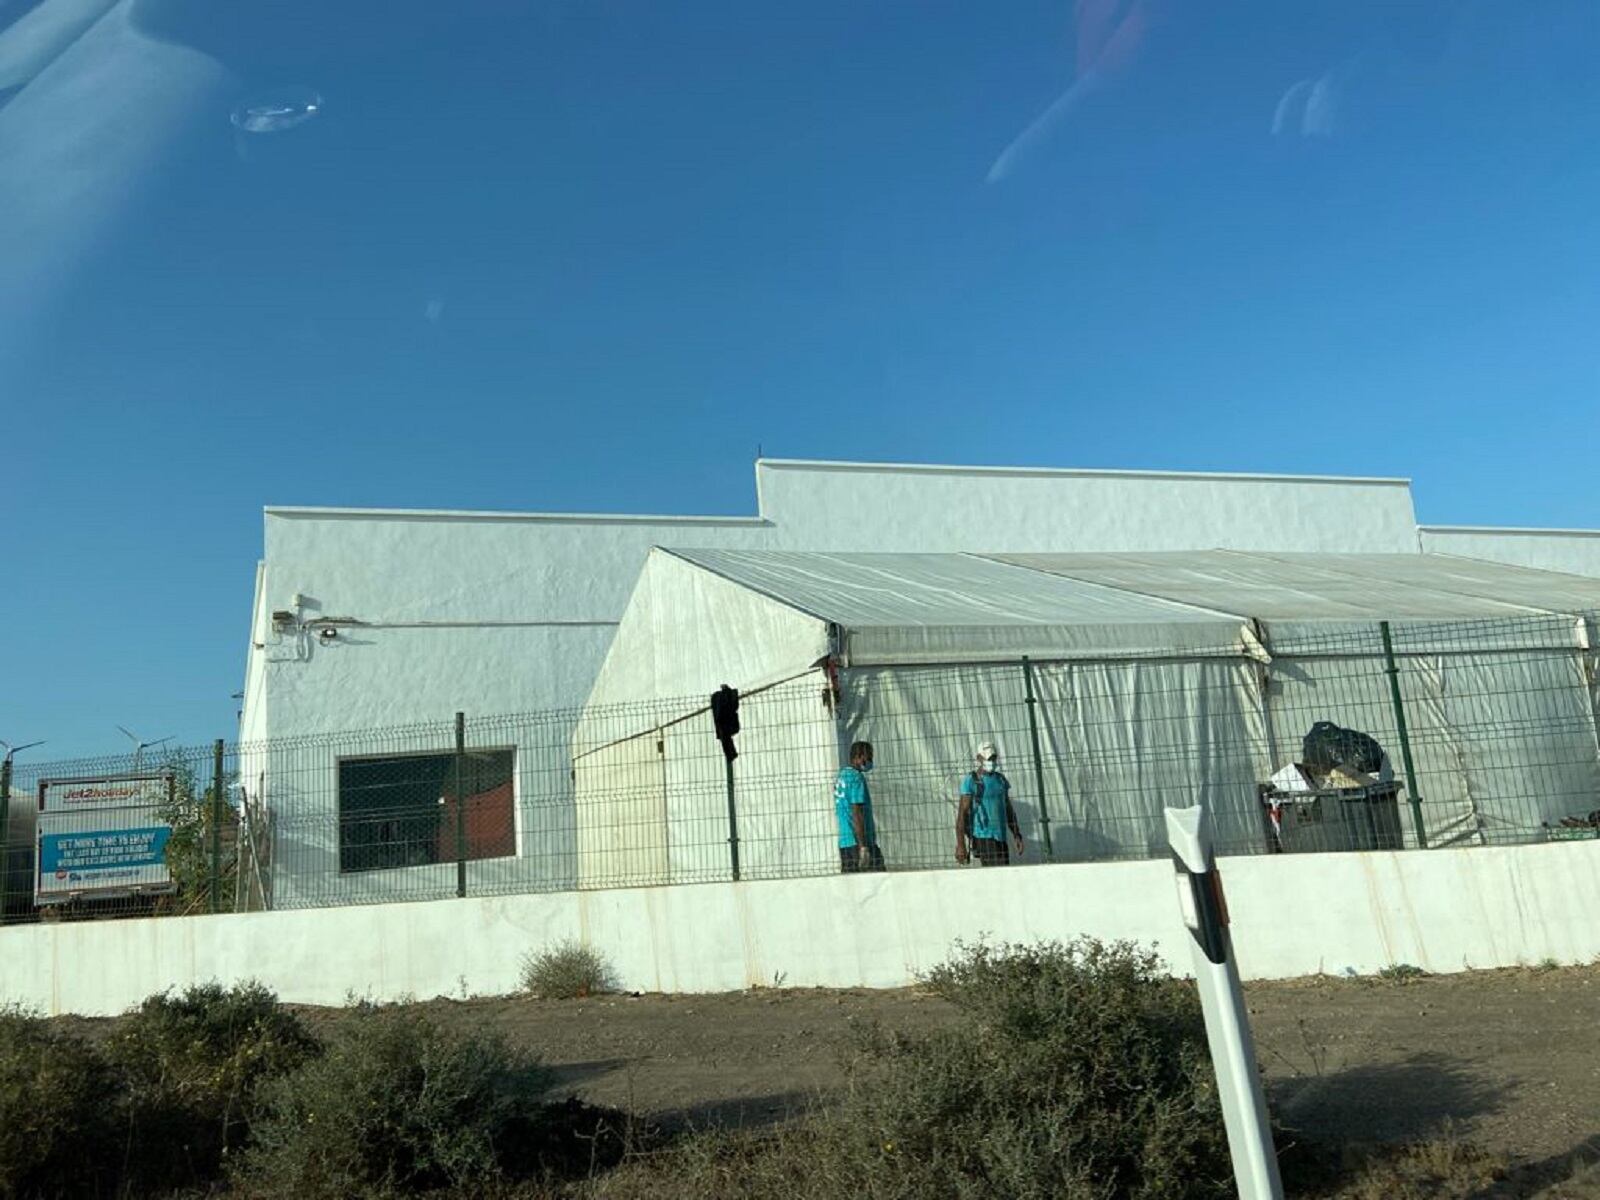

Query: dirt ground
[
  {"left": 343, "top": 964, "right": 1600, "bottom": 1177},
  {"left": 44, "top": 964, "right": 1598, "bottom": 1196}
]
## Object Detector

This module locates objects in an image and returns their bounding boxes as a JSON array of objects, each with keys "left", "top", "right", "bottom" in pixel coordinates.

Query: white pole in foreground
[{"left": 1164, "top": 805, "right": 1283, "bottom": 1200}]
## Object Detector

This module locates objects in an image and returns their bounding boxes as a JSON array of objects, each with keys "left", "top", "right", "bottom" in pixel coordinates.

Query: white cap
[{"left": 976, "top": 740, "right": 998, "bottom": 760}]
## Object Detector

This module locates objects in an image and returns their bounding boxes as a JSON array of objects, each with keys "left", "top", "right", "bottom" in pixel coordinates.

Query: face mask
[
  {"left": 981, "top": 760, "right": 997, "bottom": 774},
  {"left": 859, "top": 761, "right": 874, "bottom": 773}
]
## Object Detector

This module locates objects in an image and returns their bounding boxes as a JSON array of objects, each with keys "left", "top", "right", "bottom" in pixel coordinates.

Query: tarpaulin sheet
[{"left": 839, "top": 658, "right": 1265, "bottom": 865}]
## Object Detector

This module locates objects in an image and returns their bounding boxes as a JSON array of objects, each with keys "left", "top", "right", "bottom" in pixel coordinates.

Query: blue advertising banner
[{"left": 39, "top": 827, "right": 172, "bottom": 873}]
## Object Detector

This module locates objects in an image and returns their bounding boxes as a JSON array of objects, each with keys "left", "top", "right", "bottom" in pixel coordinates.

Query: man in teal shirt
[
  {"left": 835, "top": 740, "right": 884, "bottom": 872},
  {"left": 956, "top": 740, "right": 1024, "bottom": 866}
]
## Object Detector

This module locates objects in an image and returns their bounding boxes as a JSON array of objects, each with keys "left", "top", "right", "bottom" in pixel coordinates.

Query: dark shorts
[
  {"left": 839, "top": 844, "right": 886, "bottom": 873},
  {"left": 970, "top": 837, "right": 1011, "bottom": 867}
]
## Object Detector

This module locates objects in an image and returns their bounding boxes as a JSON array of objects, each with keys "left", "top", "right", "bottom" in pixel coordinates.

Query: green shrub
[
  {"left": 1376, "top": 963, "right": 1428, "bottom": 984},
  {"left": 104, "top": 981, "right": 318, "bottom": 1189},
  {"left": 586, "top": 939, "right": 1233, "bottom": 1200},
  {"left": 0, "top": 1007, "right": 119, "bottom": 1200},
  {"left": 832, "top": 938, "right": 1232, "bottom": 1200},
  {"left": 520, "top": 941, "right": 616, "bottom": 999},
  {"left": 238, "top": 1005, "right": 565, "bottom": 1198}
]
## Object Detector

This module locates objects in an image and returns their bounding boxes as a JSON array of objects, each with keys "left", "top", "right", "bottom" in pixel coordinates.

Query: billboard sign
[{"left": 35, "top": 774, "right": 177, "bottom": 903}]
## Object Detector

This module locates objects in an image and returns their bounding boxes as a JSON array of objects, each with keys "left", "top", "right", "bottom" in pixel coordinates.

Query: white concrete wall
[
  {"left": 1422, "top": 527, "right": 1600, "bottom": 579},
  {"left": 5, "top": 840, "right": 1596, "bottom": 1016}
]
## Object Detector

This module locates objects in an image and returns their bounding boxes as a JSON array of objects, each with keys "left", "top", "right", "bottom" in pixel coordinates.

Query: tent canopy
[
  {"left": 667, "top": 548, "right": 1255, "bottom": 669},
  {"left": 984, "top": 550, "right": 1600, "bottom": 655},
  {"left": 589, "top": 548, "right": 1600, "bottom": 711},
  {"left": 985, "top": 550, "right": 1600, "bottom": 621}
]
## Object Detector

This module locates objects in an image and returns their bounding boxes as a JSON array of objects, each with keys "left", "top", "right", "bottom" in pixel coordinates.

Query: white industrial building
[{"left": 238, "top": 458, "right": 1600, "bottom": 908}]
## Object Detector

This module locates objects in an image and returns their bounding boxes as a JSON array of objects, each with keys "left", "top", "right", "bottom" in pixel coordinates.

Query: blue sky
[{"left": 1, "top": 0, "right": 1598, "bottom": 759}]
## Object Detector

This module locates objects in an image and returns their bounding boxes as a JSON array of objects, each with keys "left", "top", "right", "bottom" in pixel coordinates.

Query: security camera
[{"left": 318, "top": 627, "right": 338, "bottom": 642}]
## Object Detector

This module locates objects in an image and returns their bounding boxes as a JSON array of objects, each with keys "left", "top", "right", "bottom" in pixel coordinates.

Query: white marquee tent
[{"left": 572, "top": 549, "right": 1600, "bottom": 888}]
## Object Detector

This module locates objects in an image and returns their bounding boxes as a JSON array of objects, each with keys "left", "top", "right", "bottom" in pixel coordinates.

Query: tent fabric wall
[
  {"left": 837, "top": 657, "right": 1266, "bottom": 866},
  {"left": 574, "top": 675, "right": 838, "bottom": 889},
  {"left": 1421, "top": 650, "right": 1600, "bottom": 843},
  {"left": 1257, "top": 640, "right": 1600, "bottom": 850},
  {"left": 1029, "top": 658, "right": 1267, "bottom": 860},
  {"left": 584, "top": 549, "right": 831, "bottom": 713},
  {"left": 838, "top": 664, "right": 1035, "bottom": 869},
  {"left": 575, "top": 728, "right": 666, "bottom": 889}
]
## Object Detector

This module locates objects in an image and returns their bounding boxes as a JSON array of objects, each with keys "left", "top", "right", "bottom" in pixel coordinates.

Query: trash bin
[{"left": 1261, "top": 781, "right": 1404, "bottom": 853}]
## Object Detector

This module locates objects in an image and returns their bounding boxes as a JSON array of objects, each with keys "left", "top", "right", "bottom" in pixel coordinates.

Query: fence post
[
  {"left": 1379, "top": 622, "right": 1428, "bottom": 849},
  {"left": 1021, "top": 657, "right": 1054, "bottom": 860},
  {"left": 725, "top": 756, "right": 741, "bottom": 882},
  {"left": 455, "top": 711, "right": 468, "bottom": 898},
  {"left": 210, "top": 739, "right": 224, "bottom": 914},
  {"left": 0, "top": 753, "right": 11, "bottom": 917}
]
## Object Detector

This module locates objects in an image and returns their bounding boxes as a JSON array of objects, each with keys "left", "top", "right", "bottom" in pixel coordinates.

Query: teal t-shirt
[
  {"left": 961, "top": 771, "right": 1010, "bottom": 840},
  {"left": 834, "top": 766, "right": 876, "bottom": 849}
]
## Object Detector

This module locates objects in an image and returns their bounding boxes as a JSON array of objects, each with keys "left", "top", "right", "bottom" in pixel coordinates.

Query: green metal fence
[{"left": 3, "top": 613, "right": 1598, "bottom": 925}]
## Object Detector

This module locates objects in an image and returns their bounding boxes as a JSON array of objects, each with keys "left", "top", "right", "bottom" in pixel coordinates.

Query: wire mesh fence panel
[
  {"left": 570, "top": 675, "right": 840, "bottom": 889},
  {"left": 1260, "top": 615, "right": 1600, "bottom": 853},
  {"left": 1, "top": 743, "right": 235, "bottom": 925},
  {"left": 841, "top": 662, "right": 1040, "bottom": 869},
  {"left": 6, "top": 612, "right": 1600, "bottom": 927}
]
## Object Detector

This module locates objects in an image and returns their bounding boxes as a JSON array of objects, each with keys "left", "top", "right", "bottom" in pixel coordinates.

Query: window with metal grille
[{"left": 337, "top": 749, "right": 516, "bottom": 873}]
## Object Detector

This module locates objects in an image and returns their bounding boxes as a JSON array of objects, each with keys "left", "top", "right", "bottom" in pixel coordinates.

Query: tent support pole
[
  {"left": 1379, "top": 623, "right": 1428, "bottom": 849},
  {"left": 1021, "top": 657, "right": 1053, "bottom": 860},
  {"left": 725, "top": 757, "right": 741, "bottom": 881}
]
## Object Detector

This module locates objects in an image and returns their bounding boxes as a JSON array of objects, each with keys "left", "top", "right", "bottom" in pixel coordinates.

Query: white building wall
[
  {"left": 756, "top": 461, "right": 1422, "bottom": 554},
  {"left": 1421, "top": 526, "right": 1600, "bottom": 579},
  {"left": 256, "top": 512, "right": 776, "bottom": 737},
  {"left": 6, "top": 840, "right": 1598, "bottom": 1016}
]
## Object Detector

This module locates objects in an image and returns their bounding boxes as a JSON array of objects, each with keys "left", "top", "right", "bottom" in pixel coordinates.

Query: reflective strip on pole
[{"left": 1165, "top": 805, "right": 1283, "bottom": 1200}]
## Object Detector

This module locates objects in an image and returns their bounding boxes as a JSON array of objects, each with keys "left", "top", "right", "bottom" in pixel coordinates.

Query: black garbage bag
[{"left": 1302, "top": 721, "right": 1384, "bottom": 775}]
